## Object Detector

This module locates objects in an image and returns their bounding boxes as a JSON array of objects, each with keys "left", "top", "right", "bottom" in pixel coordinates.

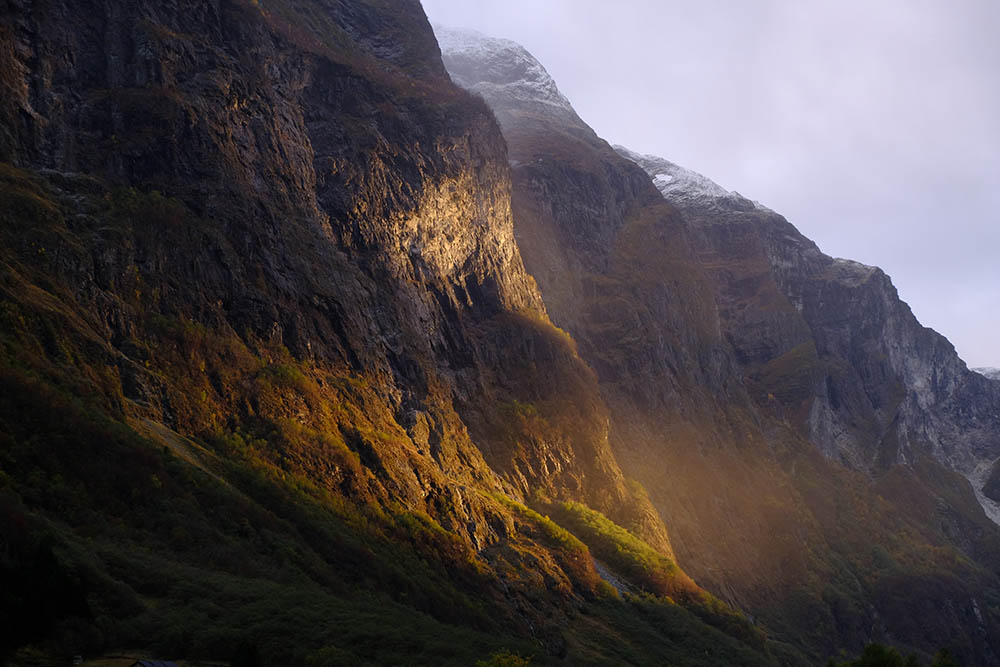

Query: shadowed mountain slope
[
  {"left": 0, "top": 2, "right": 777, "bottom": 665},
  {"left": 619, "top": 146, "right": 1000, "bottom": 519},
  {"left": 438, "top": 24, "right": 1000, "bottom": 666}
]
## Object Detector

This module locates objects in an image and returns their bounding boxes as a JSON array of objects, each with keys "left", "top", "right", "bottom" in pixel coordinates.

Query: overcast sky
[{"left": 421, "top": 0, "right": 1000, "bottom": 368}]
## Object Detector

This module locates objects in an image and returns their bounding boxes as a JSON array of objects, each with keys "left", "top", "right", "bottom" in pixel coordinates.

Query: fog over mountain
[{"left": 423, "top": 0, "right": 1000, "bottom": 368}]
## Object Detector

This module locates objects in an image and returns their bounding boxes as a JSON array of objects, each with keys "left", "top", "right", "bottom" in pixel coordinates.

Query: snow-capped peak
[
  {"left": 433, "top": 25, "right": 506, "bottom": 58},
  {"left": 433, "top": 25, "right": 575, "bottom": 116},
  {"left": 614, "top": 145, "right": 767, "bottom": 212}
]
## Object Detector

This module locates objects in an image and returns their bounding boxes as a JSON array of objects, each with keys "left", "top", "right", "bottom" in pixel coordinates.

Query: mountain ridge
[
  {"left": 1, "top": 5, "right": 998, "bottom": 665},
  {"left": 438, "top": 23, "right": 1000, "bottom": 665},
  {"left": 617, "top": 143, "right": 1000, "bottom": 493},
  {"left": 0, "top": 2, "right": 778, "bottom": 664}
]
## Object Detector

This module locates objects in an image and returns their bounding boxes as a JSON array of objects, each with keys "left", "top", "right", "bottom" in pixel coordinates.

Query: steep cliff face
[
  {"left": 436, "top": 26, "right": 746, "bottom": 419},
  {"left": 622, "top": 148, "right": 1000, "bottom": 517},
  {"left": 0, "top": 2, "right": 778, "bottom": 664},
  {"left": 4, "top": 2, "right": 998, "bottom": 662},
  {"left": 0, "top": 0, "right": 644, "bottom": 524},
  {"left": 440, "top": 26, "right": 1000, "bottom": 666}
]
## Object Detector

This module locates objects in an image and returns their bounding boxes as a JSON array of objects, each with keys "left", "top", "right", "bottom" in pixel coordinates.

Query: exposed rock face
[
  {"left": 978, "top": 368, "right": 1000, "bottom": 382},
  {"left": 3, "top": 2, "right": 999, "bottom": 662},
  {"left": 621, "top": 147, "right": 1000, "bottom": 506},
  {"left": 438, "top": 26, "right": 740, "bottom": 411},
  {"left": 440, "top": 25, "right": 1000, "bottom": 666},
  {"left": 0, "top": 2, "right": 731, "bottom": 663},
  {"left": 0, "top": 0, "right": 651, "bottom": 520}
]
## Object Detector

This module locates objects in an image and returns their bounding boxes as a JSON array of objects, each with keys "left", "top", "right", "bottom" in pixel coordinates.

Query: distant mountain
[
  {"left": 619, "top": 145, "right": 1000, "bottom": 516},
  {"left": 439, "top": 25, "right": 1000, "bottom": 665},
  {"left": 977, "top": 368, "right": 1000, "bottom": 381},
  {"left": 435, "top": 26, "right": 577, "bottom": 119}
]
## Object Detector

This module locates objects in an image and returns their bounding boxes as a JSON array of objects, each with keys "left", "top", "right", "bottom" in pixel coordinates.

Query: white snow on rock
[
  {"left": 434, "top": 25, "right": 575, "bottom": 116},
  {"left": 436, "top": 26, "right": 746, "bottom": 210},
  {"left": 968, "top": 459, "right": 1000, "bottom": 524},
  {"left": 824, "top": 257, "right": 878, "bottom": 287},
  {"left": 615, "top": 145, "right": 766, "bottom": 210}
]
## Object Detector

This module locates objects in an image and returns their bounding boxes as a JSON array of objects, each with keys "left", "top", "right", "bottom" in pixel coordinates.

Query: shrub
[
  {"left": 551, "top": 501, "right": 692, "bottom": 596},
  {"left": 476, "top": 649, "right": 532, "bottom": 667}
]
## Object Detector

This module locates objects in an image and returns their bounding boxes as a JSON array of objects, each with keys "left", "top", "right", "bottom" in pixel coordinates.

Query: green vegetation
[
  {"left": 551, "top": 501, "right": 692, "bottom": 597},
  {"left": 491, "top": 494, "right": 587, "bottom": 555},
  {"left": 0, "top": 165, "right": 516, "bottom": 664},
  {"left": 476, "top": 650, "right": 533, "bottom": 667},
  {"left": 486, "top": 493, "right": 604, "bottom": 597},
  {"left": 561, "top": 594, "right": 775, "bottom": 667},
  {"left": 827, "top": 643, "right": 960, "bottom": 667},
  {"left": 548, "top": 501, "right": 767, "bottom": 652},
  {"left": 0, "top": 354, "right": 529, "bottom": 665},
  {"left": 0, "top": 350, "right": 780, "bottom": 665}
]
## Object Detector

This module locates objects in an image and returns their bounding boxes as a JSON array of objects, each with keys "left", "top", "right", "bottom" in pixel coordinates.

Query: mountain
[
  {"left": 978, "top": 368, "right": 1000, "bottom": 382},
  {"left": 618, "top": 146, "right": 1000, "bottom": 520},
  {"left": 2, "top": 2, "right": 998, "bottom": 664},
  {"left": 0, "top": 2, "right": 777, "bottom": 665},
  {"left": 619, "top": 148, "right": 1000, "bottom": 478},
  {"left": 438, "top": 24, "right": 1000, "bottom": 665}
]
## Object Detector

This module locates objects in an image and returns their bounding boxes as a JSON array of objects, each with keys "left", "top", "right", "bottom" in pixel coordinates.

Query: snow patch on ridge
[
  {"left": 434, "top": 25, "right": 575, "bottom": 115},
  {"left": 974, "top": 367, "right": 1000, "bottom": 381},
  {"left": 968, "top": 459, "right": 1000, "bottom": 525},
  {"left": 615, "top": 144, "right": 768, "bottom": 211}
]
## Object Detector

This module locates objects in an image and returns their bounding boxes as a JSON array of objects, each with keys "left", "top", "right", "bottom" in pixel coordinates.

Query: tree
[
  {"left": 231, "top": 639, "right": 263, "bottom": 667},
  {"left": 930, "top": 649, "right": 959, "bottom": 667},
  {"left": 476, "top": 649, "right": 532, "bottom": 667}
]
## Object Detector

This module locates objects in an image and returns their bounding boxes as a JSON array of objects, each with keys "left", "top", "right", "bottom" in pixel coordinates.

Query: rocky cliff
[
  {"left": 621, "top": 147, "right": 1000, "bottom": 520},
  {"left": 3, "top": 2, "right": 998, "bottom": 663},
  {"left": 439, "top": 25, "right": 1000, "bottom": 666},
  {"left": 0, "top": 2, "right": 773, "bottom": 665}
]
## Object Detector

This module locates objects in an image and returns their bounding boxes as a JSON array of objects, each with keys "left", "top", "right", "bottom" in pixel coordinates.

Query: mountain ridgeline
[
  {"left": 0, "top": 1, "right": 769, "bottom": 664},
  {"left": 438, "top": 24, "right": 1000, "bottom": 665},
  {"left": 0, "top": 2, "right": 996, "bottom": 665}
]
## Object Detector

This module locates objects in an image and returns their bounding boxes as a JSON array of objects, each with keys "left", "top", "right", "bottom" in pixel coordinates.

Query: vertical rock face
[
  {"left": 440, "top": 25, "right": 1000, "bottom": 665},
  {"left": 3, "top": 5, "right": 796, "bottom": 664},
  {"left": 435, "top": 25, "right": 743, "bottom": 414},
  {"left": 1, "top": 4, "right": 705, "bottom": 657},
  {"left": 2, "top": 4, "right": 767, "bottom": 664},
  {"left": 0, "top": 0, "right": 649, "bottom": 517},
  {"left": 3, "top": 3, "right": 999, "bottom": 662},
  {"left": 621, "top": 147, "right": 1000, "bottom": 513}
]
